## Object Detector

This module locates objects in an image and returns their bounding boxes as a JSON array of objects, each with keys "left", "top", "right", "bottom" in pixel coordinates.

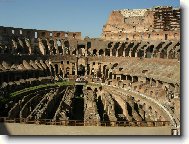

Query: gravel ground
[{"left": 0, "top": 123, "right": 171, "bottom": 135}]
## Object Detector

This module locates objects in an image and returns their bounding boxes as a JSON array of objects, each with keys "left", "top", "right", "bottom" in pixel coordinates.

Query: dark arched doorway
[
  {"left": 50, "top": 65, "right": 55, "bottom": 76},
  {"left": 78, "top": 64, "right": 85, "bottom": 76},
  {"left": 64, "top": 41, "right": 70, "bottom": 55},
  {"left": 54, "top": 64, "right": 59, "bottom": 75}
]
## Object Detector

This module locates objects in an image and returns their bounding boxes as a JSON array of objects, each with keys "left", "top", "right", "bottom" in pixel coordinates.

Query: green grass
[
  {"left": 10, "top": 81, "right": 75, "bottom": 98},
  {"left": 86, "top": 82, "right": 102, "bottom": 87}
]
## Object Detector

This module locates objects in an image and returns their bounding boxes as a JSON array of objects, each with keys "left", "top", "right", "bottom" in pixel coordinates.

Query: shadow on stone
[{"left": 0, "top": 123, "right": 10, "bottom": 135}]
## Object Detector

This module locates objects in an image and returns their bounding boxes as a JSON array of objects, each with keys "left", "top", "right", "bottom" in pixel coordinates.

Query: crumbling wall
[{"left": 101, "top": 6, "right": 180, "bottom": 41}]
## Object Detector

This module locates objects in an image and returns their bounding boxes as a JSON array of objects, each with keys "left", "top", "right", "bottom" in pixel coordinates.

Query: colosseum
[{"left": 0, "top": 6, "right": 180, "bottom": 135}]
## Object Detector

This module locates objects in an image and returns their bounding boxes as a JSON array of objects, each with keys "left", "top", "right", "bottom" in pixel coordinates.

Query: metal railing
[{"left": 0, "top": 117, "right": 170, "bottom": 127}]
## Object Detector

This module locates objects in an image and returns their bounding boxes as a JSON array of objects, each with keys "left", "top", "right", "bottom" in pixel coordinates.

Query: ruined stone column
[
  {"left": 123, "top": 48, "right": 126, "bottom": 57},
  {"left": 90, "top": 63, "right": 93, "bottom": 75},
  {"left": 55, "top": 42, "right": 59, "bottom": 54},
  {"left": 116, "top": 50, "right": 118, "bottom": 57},
  {"left": 108, "top": 70, "right": 111, "bottom": 79},
  {"left": 76, "top": 42, "right": 79, "bottom": 56},
  {"left": 157, "top": 52, "right": 161, "bottom": 58},
  {"left": 174, "top": 84, "right": 179, "bottom": 93},
  {"left": 110, "top": 49, "right": 113, "bottom": 56},
  {"left": 102, "top": 51, "right": 105, "bottom": 56},
  {"left": 85, "top": 66, "right": 88, "bottom": 76},
  {"left": 75, "top": 62, "right": 77, "bottom": 75},
  {"left": 124, "top": 102, "right": 130, "bottom": 120},
  {"left": 156, "top": 80, "right": 159, "bottom": 87},
  {"left": 167, "top": 51, "right": 169, "bottom": 59},
  {"left": 135, "top": 51, "right": 138, "bottom": 57},
  {"left": 151, "top": 52, "right": 155, "bottom": 58},
  {"left": 143, "top": 51, "right": 147, "bottom": 58},
  {"left": 61, "top": 40, "right": 64, "bottom": 56},
  {"left": 85, "top": 46, "right": 88, "bottom": 57},
  {"left": 149, "top": 78, "right": 152, "bottom": 86},
  {"left": 98, "top": 63, "right": 102, "bottom": 77},
  {"left": 129, "top": 50, "right": 132, "bottom": 57}
]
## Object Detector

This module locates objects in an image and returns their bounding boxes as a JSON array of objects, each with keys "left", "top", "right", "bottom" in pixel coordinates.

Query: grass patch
[
  {"left": 10, "top": 81, "right": 75, "bottom": 98},
  {"left": 86, "top": 82, "right": 102, "bottom": 87}
]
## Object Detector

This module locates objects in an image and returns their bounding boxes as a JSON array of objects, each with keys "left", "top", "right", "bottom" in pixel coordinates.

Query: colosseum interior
[{"left": 0, "top": 6, "right": 180, "bottom": 135}]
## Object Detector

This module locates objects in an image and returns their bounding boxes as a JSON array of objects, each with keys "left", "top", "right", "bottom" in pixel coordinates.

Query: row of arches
[
  {"left": 89, "top": 41, "right": 179, "bottom": 59},
  {"left": 49, "top": 63, "right": 86, "bottom": 78},
  {"left": 41, "top": 40, "right": 70, "bottom": 55}
]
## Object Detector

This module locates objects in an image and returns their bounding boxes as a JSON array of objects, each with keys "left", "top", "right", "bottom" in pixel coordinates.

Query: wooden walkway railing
[{"left": 0, "top": 117, "right": 170, "bottom": 127}]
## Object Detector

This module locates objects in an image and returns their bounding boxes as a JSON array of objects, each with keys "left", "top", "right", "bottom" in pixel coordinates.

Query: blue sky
[{"left": 0, "top": 0, "right": 180, "bottom": 38}]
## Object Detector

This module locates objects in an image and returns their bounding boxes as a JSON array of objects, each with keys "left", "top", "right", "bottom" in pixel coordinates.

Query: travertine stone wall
[{"left": 101, "top": 6, "right": 180, "bottom": 41}]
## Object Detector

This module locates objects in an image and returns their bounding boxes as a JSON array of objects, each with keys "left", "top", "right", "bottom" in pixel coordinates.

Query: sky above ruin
[{"left": 0, "top": 0, "right": 180, "bottom": 38}]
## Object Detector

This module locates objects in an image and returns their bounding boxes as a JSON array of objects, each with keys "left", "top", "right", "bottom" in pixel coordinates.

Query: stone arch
[
  {"left": 44, "top": 61, "right": 51, "bottom": 76},
  {"left": 169, "top": 83, "right": 175, "bottom": 92},
  {"left": 71, "top": 63, "right": 76, "bottom": 75},
  {"left": 168, "top": 49, "right": 175, "bottom": 59},
  {"left": 118, "top": 43, "right": 125, "bottom": 57},
  {"left": 99, "top": 49, "right": 104, "bottom": 56},
  {"left": 127, "top": 75, "right": 132, "bottom": 82},
  {"left": 112, "top": 63, "right": 118, "bottom": 68},
  {"left": 59, "top": 69, "right": 63, "bottom": 77},
  {"left": 78, "top": 64, "right": 85, "bottom": 76},
  {"left": 91, "top": 68, "right": 95, "bottom": 75},
  {"left": 146, "top": 45, "right": 154, "bottom": 58},
  {"left": 146, "top": 77, "right": 150, "bottom": 84},
  {"left": 50, "top": 65, "right": 55, "bottom": 76},
  {"left": 49, "top": 39, "right": 54, "bottom": 46},
  {"left": 54, "top": 64, "right": 59, "bottom": 75},
  {"left": 86, "top": 64, "right": 90, "bottom": 75},
  {"left": 102, "top": 65, "right": 107, "bottom": 77},
  {"left": 109, "top": 71, "right": 112, "bottom": 79},
  {"left": 42, "top": 39, "right": 50, "bottom": 55},
  {"left": 52, "top": 47, "right": 57, "bottom": 55},
  {"left": 160, "top": 49, "right": 167, "bottom": 59},
  {"left": 105, "top": 49, "right": 110, "bottom": 56},
  {"left": 151, "top": 78, "right": 156, "bottom": 86},
  {"left": 72, "top": 49, "right": 76, "bottom": 55},
  {"left": 131, "top": 42, "right": 140, "bottom": 57},
  {"left": 125, "top": 42, "right": 134, "bottom": 57},
  {"left": 108, "top": 42, "right": 113, "bottom": 48},
  {"left": 87, "top": 87, "right": 92, "bottom": 90},
  {"left": 64, "top": 40, "right": 70, "bottom": 55},
  {"left": 133, "top": 76, "right": 138, "bottom": 83},
  {"left": 112, "top": 48, "right": 117, "bottom": 56},
  {"left": 137, "top": 49, "right": 144, "bottom": 57},
  {"left": 57, "top": 40, "right": 63, "bottom": 54},
  {"left": 121, "top": 74, "right": 126, "bottom": 80},
  {"left": 87, "top": 42, "right": 91, "bottom": 49},
  {"left": 65, "top": 67, "right": 70, "bottom": 77},
  {"left": 93, "top": 49, "right": 97, "bottom": 56}
]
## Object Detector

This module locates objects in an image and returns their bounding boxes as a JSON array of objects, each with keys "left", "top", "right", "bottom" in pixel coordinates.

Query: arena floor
[{"left": 0, "top": 123, "right": 171, "bottom": 135}]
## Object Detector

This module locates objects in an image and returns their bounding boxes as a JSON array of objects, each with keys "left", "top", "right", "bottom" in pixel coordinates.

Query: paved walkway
[{"left": 0, "top": 123, "right": 171, "bottom": 135}]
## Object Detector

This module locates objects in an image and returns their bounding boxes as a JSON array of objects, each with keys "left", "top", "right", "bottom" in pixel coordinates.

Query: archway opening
[
  {"left": 64, "top": 41, "right": 70, "bottom": 55},
  {"left": 50, "top": 65, "right": 55, "bottom": 76},
  {"left": 113, "top": 99, "right": 125, "bottom": 121},
  {"left": 146, "top": 45, "right": 154, "bottom": 58},
  {"left": 77, "top": 44, "right": 85, "bottom": 56},
  {"left": 65, "top": 67, "right": 70, "bottom": 78},
  {"left": 93, "top": 49, "right": 97, "bottom": 56},
  {"left": 52, "top": 47, "right": 56, "bottom": 55},
  {"left": 78, "top": 64, "right": 85, "bottom": 76},
  {"left": 105, "top": 49, "right": 110, "bottom": 56},
  {"left": 54, "top": 64, "right": 58, "bottom": 75},
  {"left": 57, "top": 40, "right": 63, "bottom": 54},
  {"left": 99, "top": 49, "right": 104, "bottom": 56}
]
